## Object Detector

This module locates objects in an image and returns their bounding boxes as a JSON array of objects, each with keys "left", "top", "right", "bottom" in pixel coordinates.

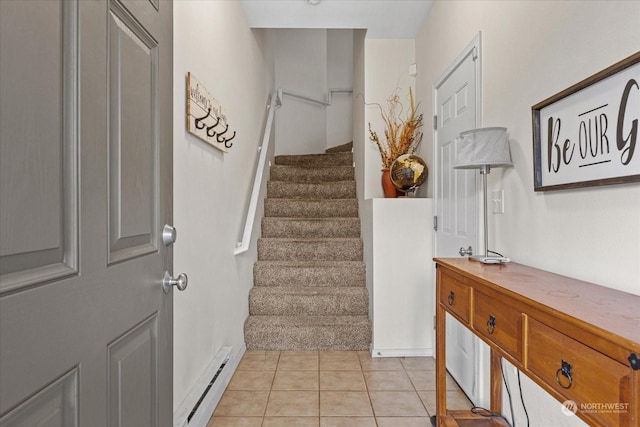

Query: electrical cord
[
  {"left": 500, "top": 359, "right": 516, "bottom": 427},
  {"left": 470, "top": 406, "right": 512, "bottom": 426},
  {"left": 467, "top": 359, "right": 515, "bottom": 427},
  {"left": 488, "top": 250, "right": 505, "bottom": 257},
  {"left": 517, "top": 369, "right": 530, "bottom": 427},
  {"left": 464, "top": 359, "right": 528, "bottom": 427}
]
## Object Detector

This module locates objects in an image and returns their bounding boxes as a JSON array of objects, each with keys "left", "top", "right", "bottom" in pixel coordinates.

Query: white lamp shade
[{"left": 454, "top": 127, "right": 513, "bottom": 169}]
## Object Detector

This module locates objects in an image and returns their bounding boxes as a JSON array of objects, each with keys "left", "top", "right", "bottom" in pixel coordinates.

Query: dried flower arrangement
[{"left": 368, "top": 87, "right": 424, "bottom": 168}]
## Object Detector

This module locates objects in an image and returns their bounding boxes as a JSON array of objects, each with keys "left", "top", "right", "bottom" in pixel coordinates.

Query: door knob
[
  {"left": 163, "top": 271, "right": 188, "bottom": 293},
  {"left": 459, "top": 246, "right": 473, "bottom": 256}
]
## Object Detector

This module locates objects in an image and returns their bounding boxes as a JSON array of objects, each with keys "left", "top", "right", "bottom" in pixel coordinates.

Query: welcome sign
[
  {"left": 532, "top": 52, "right": 639, "bottom": 191},
  {"left": 186, "top": 72, "right": 235, "bottom": 152}
]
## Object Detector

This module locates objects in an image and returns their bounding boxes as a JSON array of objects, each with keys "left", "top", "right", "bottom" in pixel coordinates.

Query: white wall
[
  {"left": 327, "top": 29, "right": 354, "bottom": 149},
  {"left": 271, "top": 29, "right": 354, "bottom": 155},
  {"left": 353, "top": 30, "right": 373, "bottom": 318},
  {"left": 416, "top": 1, "right": 640, "bottom": 425},
  {"left": 272, "top": 29, "right": 328, "bottom": 155},
  {"left": 173, "top": 0, "right": 271, "bottom": 412},
  {"left": 364, "top": 39, "right": 416, "bottom": 199}
]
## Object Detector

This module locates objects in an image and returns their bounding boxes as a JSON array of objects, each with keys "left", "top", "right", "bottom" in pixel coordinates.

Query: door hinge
[
  {"left": 433, "top": 315, "right": 436, "bottom": 330},
  {"left": 433, "top": 216, "right": 438, "bottom": 231},
  {"left": 433, "top": 115, "right": 438, "bottom": 130}
]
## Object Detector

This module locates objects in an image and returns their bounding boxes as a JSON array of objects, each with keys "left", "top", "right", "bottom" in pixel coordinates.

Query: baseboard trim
[
  {"left": 371, "top": 348, "right": 433, "bottom": 358},
  {"left": 173, "top": 344, "right": 246, "bottom": 427}
]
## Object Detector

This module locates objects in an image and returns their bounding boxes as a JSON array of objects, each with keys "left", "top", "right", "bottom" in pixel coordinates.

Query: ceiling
[{"left": 239, "top": 0, "right": 435, "bottom": 39}]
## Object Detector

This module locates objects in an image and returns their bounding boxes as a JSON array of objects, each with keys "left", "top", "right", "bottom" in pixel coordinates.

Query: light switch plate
[{"left": 492, "top": 190, "right": 504, "bottom": 214}]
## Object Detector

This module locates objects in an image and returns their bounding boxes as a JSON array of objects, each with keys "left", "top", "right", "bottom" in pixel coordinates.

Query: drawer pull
[
  {"left": 629, "top": 353, "right": 640, "bottom": 370},
  {"left": 448, "top": 291, "right": 455, "bottom": 305},
  {"left": 555, "top": 360, "right": 573, "bottom": 389},
  {"left": 486, "top": 315, "right": 496, "bottom": 334}
]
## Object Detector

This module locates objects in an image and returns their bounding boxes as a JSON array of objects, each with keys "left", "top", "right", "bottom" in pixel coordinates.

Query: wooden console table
[{"left": 434, "top": 258, "right": 640, "bottom": 427}]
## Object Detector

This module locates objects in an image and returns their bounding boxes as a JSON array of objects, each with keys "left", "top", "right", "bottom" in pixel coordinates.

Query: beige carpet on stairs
[{"left": 244, "top": 142, "right": 372, "bottom": 350}]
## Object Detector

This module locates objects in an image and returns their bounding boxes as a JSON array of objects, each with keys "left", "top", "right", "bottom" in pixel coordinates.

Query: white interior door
[
  {"left": 0, "top": 0, "right": 174, "bottom": 425},
  {"left": 433, "top": 34, "right": 489, "bottom": 408}
]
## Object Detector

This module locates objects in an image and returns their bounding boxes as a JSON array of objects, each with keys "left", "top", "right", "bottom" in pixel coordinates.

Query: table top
[{"left": 434, "top": 258, "right": 640, "bottom": 350}]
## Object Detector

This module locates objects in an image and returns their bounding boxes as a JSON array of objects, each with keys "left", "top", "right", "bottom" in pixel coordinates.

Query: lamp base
[{"left": 469, "top": 255, "right": 510, "bottom": 264}]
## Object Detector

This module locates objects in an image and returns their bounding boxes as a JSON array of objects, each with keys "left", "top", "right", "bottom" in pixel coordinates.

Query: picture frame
[{"left": 532, "top": 52, "right": 640, "bottom": 191}]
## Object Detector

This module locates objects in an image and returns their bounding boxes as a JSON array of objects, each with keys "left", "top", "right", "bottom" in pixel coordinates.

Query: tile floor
[{"left": 208, "top": 350, "right": 473, "bottom": 427}]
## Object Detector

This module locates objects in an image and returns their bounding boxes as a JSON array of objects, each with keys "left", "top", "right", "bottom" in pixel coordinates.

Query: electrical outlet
[{"left": 492, "top": 190, "right": 504, "bottom": 214}]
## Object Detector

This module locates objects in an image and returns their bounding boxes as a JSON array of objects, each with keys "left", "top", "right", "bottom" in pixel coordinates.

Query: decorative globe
[{"left": 390, "top": 154, "right": 428, "bottom": 194}]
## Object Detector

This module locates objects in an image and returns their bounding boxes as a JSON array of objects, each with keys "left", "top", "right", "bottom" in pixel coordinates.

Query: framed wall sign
[
  {"left": 532, "top": 52, "right": 640, "bottom": 191},
  {"left": 186, "top": 72, "right": 235, "bottom": 152}
]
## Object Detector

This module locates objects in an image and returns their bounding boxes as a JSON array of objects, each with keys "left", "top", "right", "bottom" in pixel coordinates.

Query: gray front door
[{"left": 0, "top": 0, "right": 173, "bottom": 425}]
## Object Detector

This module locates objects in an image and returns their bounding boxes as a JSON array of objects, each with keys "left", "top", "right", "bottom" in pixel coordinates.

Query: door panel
[
  {"left": 0, "top": 0, "right": 173, "bottom": 425},
  {"left": 0, "top": 368, "right": 79, "bottom": 427},
  {"left": 0, "top": 0, "right": 78, "bottom": 292},
  {"left": 439, "top": 138, "right": 476, "bottom": 241},
  {"left": 108, "top": 315, "right": 158, "bottom": 426},
  {"left": 108, "top": 1, "right": 159, "bottom": 264}
]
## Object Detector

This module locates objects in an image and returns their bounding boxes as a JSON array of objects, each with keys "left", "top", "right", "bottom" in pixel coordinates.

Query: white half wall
[
  {"left": 367, "top": 198, "right": 434, "bottom": 356},
  {"left": 415, "top": 1, "right": 640, "bottom": 426},
  {"left": 172, "top": 0, "right": 271, "bottom": 414}
]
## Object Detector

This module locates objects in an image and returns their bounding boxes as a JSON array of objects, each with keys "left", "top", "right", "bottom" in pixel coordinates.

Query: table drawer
[
  {"left": 439, "top": 271, "right": 470, "bottom": 323},
  {"left": 472, "top": 291, "right": 522, "bottom": 361},
  {"left": 527, "top": 318, "right": 632, "bottom": 427}
]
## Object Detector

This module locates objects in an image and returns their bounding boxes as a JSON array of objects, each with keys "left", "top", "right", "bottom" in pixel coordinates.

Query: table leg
[
  {"left": 490, "top": 348, "right": 503, "bottom": 414},
  {"left": 436, "top": 301, "right": 447, "bottom": 424}
]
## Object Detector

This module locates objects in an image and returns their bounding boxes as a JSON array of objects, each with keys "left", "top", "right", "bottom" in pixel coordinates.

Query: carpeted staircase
[{"left": 244, "top": 142, "right": 372, "bottom": 350}]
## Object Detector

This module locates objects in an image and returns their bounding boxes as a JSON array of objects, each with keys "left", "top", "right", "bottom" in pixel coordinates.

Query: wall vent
[
  {"left": 187, "top": 359, "right": 228, "bottom": 423},
  {"left": 174, "top": 346, "right": 238, "bottom": 427}
]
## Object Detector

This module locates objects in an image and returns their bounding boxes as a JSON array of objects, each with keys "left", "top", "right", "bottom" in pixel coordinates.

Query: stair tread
[
  {"left": 258, "top": 238, "right": 362, "bottom": 245},
  {"left": 267, "top": 181, "right": 356, "bottom": 200},
  {"left": 253, "top": 260, "right": 365, "bottom": 288},
  {"left": 262, "top": 216, "right": 361, "bottom": 237},
  {"left": 265, "top": 201, "right": 358, "bottom": 217},
  {"left": 263, "top": 216, "right": 360, "bottom": 222},
  {"left": 276, "top": 152, "right": 351, "bottom": 157},
  {"left": 264, "top": 199, "right": 358, "bottom": 205},
  {"left": 266, "top": 198, "right": 357, "bottom": 201},
  {"left": 255, "top": 260, "right": 365, "bottom": 266},
  {"left": 245, "top": 315, "right": 370, "bottom": 327},
  {"left": 269, "top": 165, "right": 354, "bottom": 183},
  {"left": 263, "top": 217, "right": 358, "bottom": 221},
  {"left": 268, "top": 181, "right": 356, "bottom": 191},
  {"left": 251, "top": 286, "right": 367, "bottom": 295},
  {"left": 271, "top": 165, "right": 354, "bottom": 170},
  {"left": 325, "top": 142, "right": 353, "bottom": 153},
  {"left": 269, "top": 180, "right": 355, "bottom": 185},
  {"left": 275, "top": 152, "right": 352, "bottom": 160}
]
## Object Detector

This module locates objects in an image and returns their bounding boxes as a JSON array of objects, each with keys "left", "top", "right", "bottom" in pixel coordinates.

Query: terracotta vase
[{"left": 381, "top": 168, "right": 401, "bottom": 198}]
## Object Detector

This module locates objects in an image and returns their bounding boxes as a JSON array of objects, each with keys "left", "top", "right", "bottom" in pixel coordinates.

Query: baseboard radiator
[{"left": 174, "top": 345, "right": 243, "bottom": 427}]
